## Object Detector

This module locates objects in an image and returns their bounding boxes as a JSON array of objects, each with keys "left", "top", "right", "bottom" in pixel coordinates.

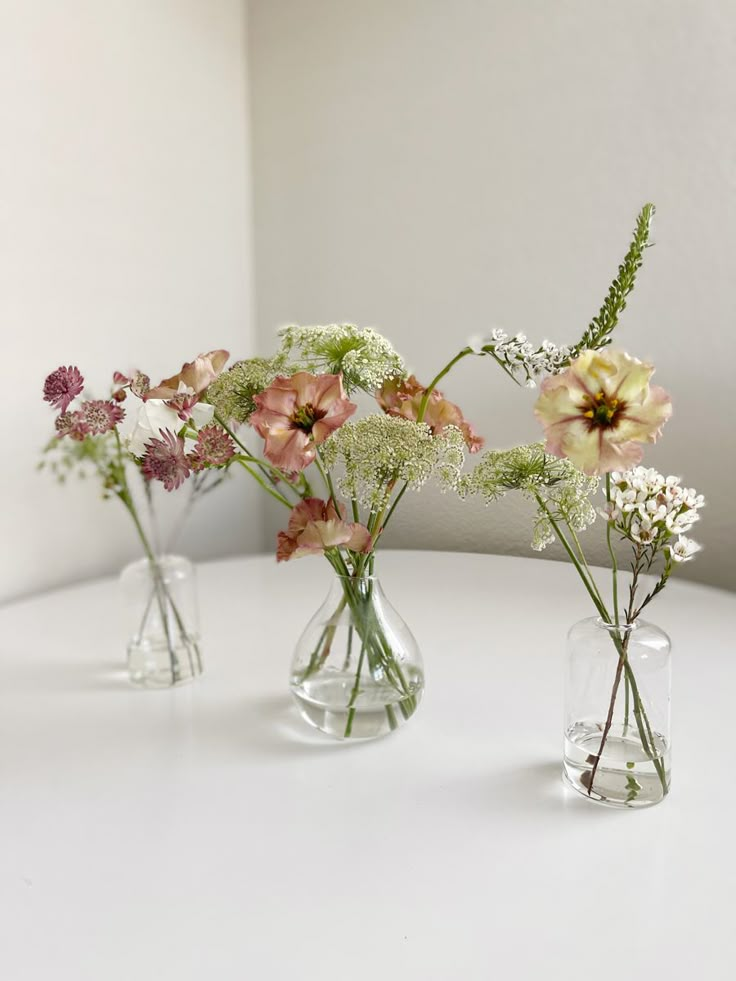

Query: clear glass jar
[
  {"left": 290, "top": 574, "right": 424, "bottom": 740},
  {"left": 563, "top": 616, "right": 671, "bottom": 808},
  {"left": 120, "top": 554, "right": 202, "bottom": 688}
]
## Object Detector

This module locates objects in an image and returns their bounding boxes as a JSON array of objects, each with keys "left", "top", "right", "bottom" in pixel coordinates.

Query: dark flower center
[
  {"left": 290, "top": 402, "right": 327, "bottom": 433},
  {"left": 580, "top": 391, "right": 625, "bottom": 429}
]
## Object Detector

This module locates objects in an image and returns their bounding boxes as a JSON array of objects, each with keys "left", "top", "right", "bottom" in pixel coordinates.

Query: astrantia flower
[
  {"left": 141, "top": 430, "right": 191, "bottom": 491},
  {"left": 79, "top": 399, "right": 125, "bottom": 435},
  {"left": 278, "top": 324, "right": 405, "bottom": 394},
  {"left": 55, "top": 410, "right": 89, "bottom": 441},
  {"left": 188, "top": 424, "right": 235, "bottom": 470},
  {"left": 376, "top": 375, "right": 484, "bottom": 453},
  {"left": 534, "top": 350, "right": 672, "bottom": 475},
  {"left": 250, "top": 372, "right": 357, "bottom": 472},
  {"left": 145, "top": 350, "right": 229, "bottom": 401},
  {"left": 276, "top": 498, "right": 372, "bottom": 561},
  {"left": 322, "top": 414, "right": 466, "bottom": 510},
  {"left": 43, "top": 366, "right": 84, "bottom": 413},
  {"left": 127, "top": 398, "right": 214, "bottom": 457}
]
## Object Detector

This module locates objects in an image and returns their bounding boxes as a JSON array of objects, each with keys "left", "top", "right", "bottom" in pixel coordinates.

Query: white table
[{"left": 1, "top": 551, "right": 735, "bottom": 980}]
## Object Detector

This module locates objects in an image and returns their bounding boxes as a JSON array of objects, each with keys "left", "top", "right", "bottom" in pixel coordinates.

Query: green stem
[
  {"left": 234, "top": 458, "right": 293, "bottom": 508},
  {"left": 605, "top": 474, "right": 620, "bottom": 626},
  {"left": 416, "top": 348, "right": 474, "bottom": 422}
]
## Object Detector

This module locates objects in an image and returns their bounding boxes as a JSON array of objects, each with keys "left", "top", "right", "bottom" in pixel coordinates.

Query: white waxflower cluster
[
  {"left": 278, "top": 324, "right": 405, "bottom": 394},
  {"left": 207, "top": 355, "right": 289, "bottom": 424},
  {"left": 321, "top": 414, "right": 466, "bottom": 510},
  {"left": 460, "top": 442, "right": 598, "bottom": 550},
  {"left": 467, "top": 329, "right": 572, "bottom": 388},
  {"left": 605, "top": 467, "right": 704, "bottom": 563}
]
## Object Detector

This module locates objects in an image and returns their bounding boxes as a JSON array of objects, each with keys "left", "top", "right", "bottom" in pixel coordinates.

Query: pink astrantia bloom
[
  {"left": 377, "top": 375, "right": 484, "bottom": 452},
  {"left": 141, "top": 430, "right": 191, "bottom": 491},
  {"left": 533, "top": 350, "right": 672, "bottom": 476},
  {"left": 43, "top": 366, "right": 84, "bottom": 413},
  {"left": 79, "top": 399, "right": 125, "bottom": 435},
  {"left": 55, "top": 410, "right": 89, "bottom": 441},
  {"left": 250, "top": 372, "right": 357, "bottom": 472},
  {"left": 277, "top": 498, "right": 372, "bottom": 561},
  {"left": 145, "top": 350, "right": 229, "bottom": 401},
  {"left": 188, "top": 424, "right": 235, "bottom": 470}
]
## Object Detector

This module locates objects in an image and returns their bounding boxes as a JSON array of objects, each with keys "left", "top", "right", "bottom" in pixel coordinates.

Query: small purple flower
[
  {"left": 188, "top": 424, "right": 235, "bottom": 470},
  {"left": 43, "top": 366, "right": 84, "bottom": 413},
  {"left": 79, "top": 399, "right": 125, "bottom": 435},
  {"left": 141, "top": 430, "right": 191, "bottom": 491}
]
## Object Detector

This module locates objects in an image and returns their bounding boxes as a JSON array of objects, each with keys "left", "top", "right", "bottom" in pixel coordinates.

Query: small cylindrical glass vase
[
  {"left": 290, "top": 574, "right": 424, "bottom": 740},
  {"left": 563, "top": 616, "right": 671, "bottom": 808},
  {"left": 120, "top": 554, "right": 202, "bottom": 689}
]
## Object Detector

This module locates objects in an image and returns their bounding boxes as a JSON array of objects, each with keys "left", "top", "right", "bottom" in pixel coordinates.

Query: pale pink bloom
[
  {"left": 276, "top": 498, "right": 372, "bottom": 561},
  {"left": 79, "top": 399, "right": 125, "bottom": 435},
  {"left": 533, "top": 350, "right": 672, "bottom": 475},
  {"left": 145, "top": 350, "right": 229, "bottom": 401},
  {"left": 251, "top": 372, "right": 357, "bottom": 472},
  {"left": 377, "top": 375, "right": 484, "bottom": 452},
  {"left": 43, "top": 366, "right": 84, "bottom": 413},
  {"left": 188, "top": 424, "right": 235, "bottom": 470},
  {"left": 141, "top": 430, "right": 191, "bottom": 491}
]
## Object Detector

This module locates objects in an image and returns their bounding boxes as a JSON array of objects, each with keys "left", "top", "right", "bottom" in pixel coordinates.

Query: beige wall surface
[
  {"left": 248, "top": 0, "right": 736, "bottom": 591},
  {"left": 1, "top": 0, "right": 257, "bottom": 602}
]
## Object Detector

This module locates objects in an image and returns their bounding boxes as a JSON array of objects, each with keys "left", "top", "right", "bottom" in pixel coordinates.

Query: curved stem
[
  {"left": 416, "top": 348, "right": 474, "bottom": 422},
  {"left": 233, "top": 458, "right": 293, "bottom": 508}
]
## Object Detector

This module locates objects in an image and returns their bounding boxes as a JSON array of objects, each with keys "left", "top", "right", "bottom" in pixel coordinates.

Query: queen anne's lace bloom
[
  {"left": 460, "top": 442, "right": 599, "bottom": 550},
  {"left": 278, "top": 324, "right": 405, "bottom": 394},
  {"left": 321, "top": 414, "right": 466, "bottom": 510},
  {"left": 207, "top": 355, "right": 289, "bottom": 424}
]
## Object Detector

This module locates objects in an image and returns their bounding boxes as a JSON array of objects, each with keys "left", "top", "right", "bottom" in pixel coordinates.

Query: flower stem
[{"left": 416, "top": 348, "right": 474, "bottom": 422}]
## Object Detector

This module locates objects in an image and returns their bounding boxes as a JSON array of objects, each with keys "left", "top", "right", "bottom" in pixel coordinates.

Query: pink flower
[
  {"left": 79, "top": 399, "right": 125, "bottom": 435},
  {"left": 145, "top": 350, "right": 229, "bottom": 401},
  {"left": 250, "top": 372, "right": 357, "bottom": 472},
  {"left": 276, "top": 498, "right": 372, "bottom": 561},
  {"left": 55, "top": 411, "right": 89, "bottom": 441},
  {"left": 43, "top": 366, "right": 84, "bottom": 413},
  {"left": 188, "top": 424, "right": 236, "bottom": 470},
  {"left": 534, "top": 350, "right": 672, "bottom": 475},
  {"left": 377, "top": 375, "right": 484, "bottom": 452},
  {"left": 141, "top": 430, "right": 191, "bottom": 491}
]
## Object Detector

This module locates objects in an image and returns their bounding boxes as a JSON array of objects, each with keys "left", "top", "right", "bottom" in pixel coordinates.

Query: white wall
[
  {"left": 248, "top": 0, "right": 736, "bottom": 591},
  {"left": 0, "top": 0, "right": 258, "bottom": 603}
]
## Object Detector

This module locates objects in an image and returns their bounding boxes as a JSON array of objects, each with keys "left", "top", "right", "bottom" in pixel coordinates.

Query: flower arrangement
[{"left": 462, "top": 344, "right": 704, "bottom": 804}]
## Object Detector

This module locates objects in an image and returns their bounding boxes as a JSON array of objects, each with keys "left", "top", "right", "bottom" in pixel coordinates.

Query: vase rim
[
  {"left": 594, "top": 616, "right": 639, "bottom": 631},
  {"left": 334, "top": 573, "right": 379, "bottom": 582}
]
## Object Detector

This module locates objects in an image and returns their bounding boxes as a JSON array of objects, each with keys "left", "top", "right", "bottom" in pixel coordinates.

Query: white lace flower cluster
[
  {"left": 207, "top": 355, "right": 289, "bottom": 424},
  {"left": 278, "top": 324, "right": 405, "bottom": 394},
  {"left": 467, "top": 329, "right": 572, "bottom": 388},
  {"left": 460, "top": 442, "right": 598, "bottom": 550},
  {"left": 605, "top": 467, "right": 704, "bottom": 563},
  {"left": 321, "top": 414, "right": 466, "bottom": 510}
]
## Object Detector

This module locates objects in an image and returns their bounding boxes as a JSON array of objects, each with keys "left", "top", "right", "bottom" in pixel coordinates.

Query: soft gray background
[{"left": 2, "top": 0, "right": 734, "bottom": 602}]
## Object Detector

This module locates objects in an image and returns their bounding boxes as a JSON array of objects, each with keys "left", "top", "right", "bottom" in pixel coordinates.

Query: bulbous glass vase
[
  {"left": 290, "top": 574, "right": 424, "bottom": 740},
  {"left": 120, "top": 554, "right": 202, "bottom": 689},
  {"left": 563, "top": 616, "right": 671, "bottom": 808}
]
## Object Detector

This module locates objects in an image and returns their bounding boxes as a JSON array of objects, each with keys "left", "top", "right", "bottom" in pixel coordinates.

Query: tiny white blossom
[{"left": 669, "top": 536, "right": 702, "bottom": 562}]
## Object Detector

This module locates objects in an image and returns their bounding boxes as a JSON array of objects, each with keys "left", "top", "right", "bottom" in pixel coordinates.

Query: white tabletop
[{"left": 1, "top": 551, "right": 735, "bottom": 981}]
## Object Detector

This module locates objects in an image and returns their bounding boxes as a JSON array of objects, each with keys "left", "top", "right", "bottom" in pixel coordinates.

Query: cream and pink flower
[
  {"left": 533, "top": 350, "right": 672, "bottom": 475},
  {"left": 141, "top": 430, "right": 191, "bottom": 491},
  {"left": 145, "top": 350, "right": 229, "bottom": 401},
  {"left": 79, "top": 399, "right": 125, "bottom": 435},
  {"left": 43, "top": 366, "right": 84, "bottom": 413},
  {"left": 276, "top": 498, "right": 372, "bottom": 561},
  {"left": 250, "top": 372, "right": 357, "bottom": 472},
  {"left": 376, "top": 375, "right": 484, "bottom": 452}
]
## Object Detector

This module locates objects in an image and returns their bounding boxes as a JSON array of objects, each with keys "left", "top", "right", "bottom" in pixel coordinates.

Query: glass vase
[
  {"left": 289, "top": 574, "right": 424, "bottom": 740},
  {"left": 120, "top": 554, "right": 202, "bottom": 688},
  {"left": 563, "top": 616, "right": 671, "bottom": 808}
]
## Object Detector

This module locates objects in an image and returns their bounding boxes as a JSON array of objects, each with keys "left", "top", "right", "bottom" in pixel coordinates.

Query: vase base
[
  {"left": 127, "top": 640, "right": 202, "bottom": 690},
  {"left": 291, "top": 668, "right": 423, "bottom": 740},
  {"left": 563, "top": 724, "right": 670, "bottom": 808}
]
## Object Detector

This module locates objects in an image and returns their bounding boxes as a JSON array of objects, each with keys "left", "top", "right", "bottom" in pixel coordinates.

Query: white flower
[
  {"left": 631, "top": 517, "right": 657, "bottom": 544},
  {"left": 127, "top": 398, "right": 213, "bottom": 457},
  {"left": 669, "top": 536, "right": 702, "bottom": 562}
]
